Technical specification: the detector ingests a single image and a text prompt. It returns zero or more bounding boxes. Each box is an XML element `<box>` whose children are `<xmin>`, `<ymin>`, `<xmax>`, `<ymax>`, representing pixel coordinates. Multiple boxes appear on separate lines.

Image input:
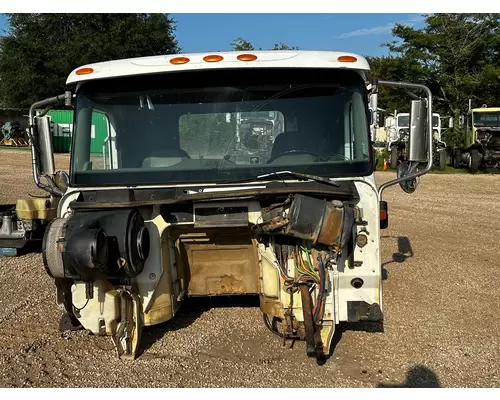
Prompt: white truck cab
<box><xmin>27</xmin><ymin>50</ymin><xmax>434</xmax><ymax>363</ymax></box>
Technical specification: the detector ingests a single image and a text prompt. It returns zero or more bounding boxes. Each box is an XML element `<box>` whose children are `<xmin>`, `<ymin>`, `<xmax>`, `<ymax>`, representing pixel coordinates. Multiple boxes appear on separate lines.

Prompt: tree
<box><xmin>230</xmin><ymin>37</ymin><xmax>298</xmax><ymax>51</ymax></box>
<box><xmin>0</xmin><ymin>13</ymin><xmax>180</xmax><ymax>108</ymax></box>
<box><xmin>271</xmin><ymin>42</ymin><xmax>299</xmax><ymax>50</ymax></box>
<box><xmin>366</xmin><ymin>55</ymin><xmax>428</xmax><ymax>116</ymax></box>
<box><xmin>381</xmin><ymin>13</ymin><xmax>500</xmax><ymax>146</ymax></box>
<box><xmin>230</xmin><ymin>37</ymin><xmax>256</xmax><ymax>51</ymax></box>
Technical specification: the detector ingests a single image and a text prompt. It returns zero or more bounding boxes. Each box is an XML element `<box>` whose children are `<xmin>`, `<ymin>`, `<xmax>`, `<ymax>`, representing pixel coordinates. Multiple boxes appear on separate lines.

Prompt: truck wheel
<box><xmin>468</xmin><ymin>149</ymin><xmax>481</xmax><ymax>174</ymax></box>
<box><xmin>439</xmin><ymin>150</ymin><xmax>446</xmax><ymax>171</ymax></box>
<box><xmin>390</xmin><ymin>146</ymin><xmax>398</xmax><ymax>169</ymax></box>
<box><xmin>453</xmin><ymin>149</ymin><xmax>461</xmax><ymax>168</ymax></box>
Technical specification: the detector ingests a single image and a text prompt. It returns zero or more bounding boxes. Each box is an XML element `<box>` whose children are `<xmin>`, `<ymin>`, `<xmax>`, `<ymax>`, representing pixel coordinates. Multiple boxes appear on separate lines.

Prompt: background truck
<box><xmin>389</xmin><ymin>111</ymin><xmax>446</xmax><ymax>171</ymax></box>
<box><xmin>26</xmin><ymin>50</ymin><xmax>433</xmax><ymax>364</ymax></box>
<box><xmin>0</xmin><ymin>199</ymin><xmax>57</xmax><ymax>256</ymax></box>
<box><xmin>0</xmin><ymin>120</ymin><xmax>29</xmax><ymax>147</ymax></box>
<box><xmin>451</xmin><ymin>105</ymin><xmax>500</xmax><ymax>173</ymax></box>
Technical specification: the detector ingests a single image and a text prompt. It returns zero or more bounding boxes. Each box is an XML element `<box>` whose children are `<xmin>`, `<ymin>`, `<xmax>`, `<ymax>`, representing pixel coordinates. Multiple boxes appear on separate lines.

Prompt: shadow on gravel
<box><xmin>139</xmin><ymin>295</ymin><xmax>259</xmax><ymax>357</ymax></box>
<box><xmin>381</xmin><ymin>236</ymin><xmax>414</xmax><ymax>281</ymax></box>
<box><xmin>377</xmin><ymin>365</ymin><xmax>441</xmax><ymax>388</ymax></box>
<box><xmin>323</xmin><ymin>320</ymin><xmax>385</xmax><ymax>366</ymax></box>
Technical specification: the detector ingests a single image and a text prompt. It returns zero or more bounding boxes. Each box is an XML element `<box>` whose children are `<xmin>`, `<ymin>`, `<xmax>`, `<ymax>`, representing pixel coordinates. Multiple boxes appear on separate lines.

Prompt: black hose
<box><xmin>299</xmin><ymin>284</ymin><xmax>317</xmax><ymax>358</ymax></box>
<box><xmin>262</xmin><ymin>313</ymin><xmax>284</xmax><ymax>338</ymax></box>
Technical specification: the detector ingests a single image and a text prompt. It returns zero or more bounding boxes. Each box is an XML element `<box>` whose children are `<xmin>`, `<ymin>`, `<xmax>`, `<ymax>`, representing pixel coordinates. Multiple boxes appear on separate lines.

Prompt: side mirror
<box><xmin>54</xmin><ymin>170</ymin><xmax>70</xmax><ymax>192</ymax></box>
<box><xmin>375</xmin><ymin>79</ymin><xmax>433</xmax><ymax>203</ymax></box>
<box><xmin>397</xmin><ymin>162</ymin><xmax>418</xmax><ymax>194</ymax></box>
<box><xmin>34</xmin><ymin>115</ymin><xmax>55</xmax><ymax>176</ymax></box>
<box><xmin>397</xmin><ymin>99</ymin><xmax>428</xmax><ymax>193</ymax></box>
<box><xmin>407</xmin><ymin>99</ymin><xmax>428</xmax><ymax>162</ymax></box>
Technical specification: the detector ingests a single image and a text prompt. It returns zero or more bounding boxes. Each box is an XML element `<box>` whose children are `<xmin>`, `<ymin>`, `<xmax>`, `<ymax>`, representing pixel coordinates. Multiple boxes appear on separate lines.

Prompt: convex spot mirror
<box><xmin>54</xmin><ymin>170</ymin><xmax>70</xmax><ymax>192</ymax></box>
<box><xmin>397</xmin><ymin>162</ymin><xmax>419</xmax><ymax>194</ymax></box>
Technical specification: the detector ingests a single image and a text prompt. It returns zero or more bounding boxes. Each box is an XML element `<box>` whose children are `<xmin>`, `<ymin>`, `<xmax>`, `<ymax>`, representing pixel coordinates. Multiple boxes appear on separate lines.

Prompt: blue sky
<box><xmin>0</xmin><ymin>13</ymin><xmax>426</xmax><ymax>57</ymax></box>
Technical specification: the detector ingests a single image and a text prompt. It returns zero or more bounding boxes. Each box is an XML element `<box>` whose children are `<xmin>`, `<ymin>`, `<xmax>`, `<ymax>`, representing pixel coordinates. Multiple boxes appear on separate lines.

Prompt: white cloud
<box><xmin>333</xmin><ymin>14</ymin><xmax>426</xmax><ymax>40</ymax></box>
<box><xmin>334</xmin><ymin>23</ymin><xmax>394</xmax><ymax>39</ymax></box>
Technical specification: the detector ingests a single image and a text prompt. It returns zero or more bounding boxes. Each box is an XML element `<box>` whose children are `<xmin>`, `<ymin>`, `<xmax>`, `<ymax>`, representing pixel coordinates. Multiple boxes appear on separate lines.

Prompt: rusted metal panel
<box><xmin>176</xmin><ymin>230</ymin><xmax>260</xmax><ymax>296</ymax></box>
<box><xmin>193</xmin><ymin>205</ymin><xmax>249</xmax><ymax>228</ymax></box>
<box><xmin>259</xmin><ymin>295</ymin><xmax>285</xmax><ymax>319</ymax></box>
<box><xmin>285</xmin><ymin>194</ymin><xmax>345</xmax><ymax>248</ymax></box>
<box><xmin>316</xmin><ymin>203</ymin><xmax>344</xmax><ymax>247</ymax></box>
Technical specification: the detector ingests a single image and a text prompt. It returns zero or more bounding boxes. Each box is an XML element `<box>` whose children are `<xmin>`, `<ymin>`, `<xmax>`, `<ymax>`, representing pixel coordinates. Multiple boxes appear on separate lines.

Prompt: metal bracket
<box><xmin>375</xmin><ymin>80</ymin><xmax>434</xmax><ymax>201</ymax></box>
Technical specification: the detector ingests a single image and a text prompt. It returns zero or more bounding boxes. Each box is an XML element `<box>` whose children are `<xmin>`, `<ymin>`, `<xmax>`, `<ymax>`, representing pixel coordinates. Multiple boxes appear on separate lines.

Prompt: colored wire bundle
<box><xmin>274</xmin><ymin>241</ymin><xmax>327</xmax><ymax>324</ymax></box>
<box><xmin>313</xmin><ymin>255</ymin><xmax>327</xmax><ymax>323</ymax></box>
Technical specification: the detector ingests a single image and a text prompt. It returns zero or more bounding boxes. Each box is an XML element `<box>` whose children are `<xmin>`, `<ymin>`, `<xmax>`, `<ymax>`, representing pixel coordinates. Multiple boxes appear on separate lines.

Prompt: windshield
<box><xmin>473</xmin><ymin>111</ymin><xmax>500</xmax><ymax>127</ymax></box>
<box><xmin>70</xmin><ymin>68</ymin><xmax>372</xmax><ymax>187</ymax></box>
<box><xmin>397</xmin><ymin>115</ymin><xmax>409</xmax><ymax>128</ymax></box>
<box><xmin>432</xmin><ymin>115</ymin><xmax>440</xmax><ymax>128</ymax></box>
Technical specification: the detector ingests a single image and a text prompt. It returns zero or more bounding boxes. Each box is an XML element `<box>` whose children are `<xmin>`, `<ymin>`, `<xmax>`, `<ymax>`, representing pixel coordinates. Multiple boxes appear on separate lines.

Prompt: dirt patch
<box><xmin>1</xmin><ymin>150</ymin><xmax>499</xmax><ymax>387</ymax></box>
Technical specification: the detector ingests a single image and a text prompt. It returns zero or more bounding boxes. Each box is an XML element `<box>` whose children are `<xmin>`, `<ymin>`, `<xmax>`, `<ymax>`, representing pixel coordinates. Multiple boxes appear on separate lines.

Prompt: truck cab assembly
<box><xmin>451</xmin><ymin>106</ymin><xmax>500</xmax><ymax>173</ymax></box>
<box><xmin>25</xmin><ymin>50</ymin><xmax>434</xmax><ymax>363</ymax></box>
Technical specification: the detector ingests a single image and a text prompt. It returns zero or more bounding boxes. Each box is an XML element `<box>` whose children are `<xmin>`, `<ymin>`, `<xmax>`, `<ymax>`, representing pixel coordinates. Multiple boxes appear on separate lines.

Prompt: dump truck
<box><xmin>451</xmin><ymin>106</ymin><xmax>500</xmax><ymax>173</ymax></box>
<box><xmin>27</xmin><ymin>50</ymin><xmax>433</xmax><ymax>363</ymax></box>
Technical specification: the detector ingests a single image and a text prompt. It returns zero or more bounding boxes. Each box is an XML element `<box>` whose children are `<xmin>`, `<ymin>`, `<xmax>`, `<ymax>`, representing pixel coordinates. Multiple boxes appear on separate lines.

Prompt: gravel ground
<box><xmin>1</xmin><ymin>149</ymin><xmax>499</xmax><ymax>388</ymax></box>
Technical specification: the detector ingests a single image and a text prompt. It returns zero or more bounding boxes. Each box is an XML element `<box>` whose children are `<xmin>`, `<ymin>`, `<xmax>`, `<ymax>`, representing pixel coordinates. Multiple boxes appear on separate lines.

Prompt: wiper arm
<box><xmin>256</xmin><ymin>170</ymin><xmax>340</xmax><ymax>187</ymax></box>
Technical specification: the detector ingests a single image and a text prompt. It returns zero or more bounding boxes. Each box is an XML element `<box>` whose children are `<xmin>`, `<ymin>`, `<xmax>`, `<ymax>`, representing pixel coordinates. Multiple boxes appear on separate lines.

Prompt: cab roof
<box><xmin>66</xmin><ymin>50</ymin><xmax>370</xmax><ymax>85</ymax></box>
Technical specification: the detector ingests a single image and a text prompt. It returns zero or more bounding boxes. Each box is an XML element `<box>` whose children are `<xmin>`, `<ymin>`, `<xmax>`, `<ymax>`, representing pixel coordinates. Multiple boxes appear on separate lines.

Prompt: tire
<box><xmin>453</xmin><ymin>149</ymin><xmax>461</xmax><ymax>169</ymax></box>
<box><xmin>439</xmin><ymin>150</ymin><xmax>446</xmax><ymax>171</ymax></box>
<box><xmin>390</xmin><ymin>146</ymin><xmax>398</xmax><ymax>169</ymax></box>
<box><xmin>468</xmin><ymin>149</ymin><xmax>481</xmax><ymax>174</ymax></box>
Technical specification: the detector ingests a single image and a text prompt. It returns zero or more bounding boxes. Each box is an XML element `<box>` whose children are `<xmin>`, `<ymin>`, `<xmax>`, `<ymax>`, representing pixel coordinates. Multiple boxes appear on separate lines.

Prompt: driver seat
<box><xmin>269</xmin><ymin>130</ymin><xmax>331</xmax><ymax>161</ymax></box>
<box><xmin>142</xmin><ymin>148</ymin><xmax>190</xmax><ymax>168</ymax></box>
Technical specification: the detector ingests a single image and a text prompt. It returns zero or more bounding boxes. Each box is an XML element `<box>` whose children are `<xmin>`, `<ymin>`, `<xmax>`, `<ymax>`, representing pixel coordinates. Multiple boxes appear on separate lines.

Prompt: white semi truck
<box><xmin>26</xmin><ymin>50</ymin><xmax>433</xmax><ymax>363</ymax></box>
<box><xmin>389</xmin><ymin>111</ymin><xmax>446</xmax><ymax>170</ymax></box>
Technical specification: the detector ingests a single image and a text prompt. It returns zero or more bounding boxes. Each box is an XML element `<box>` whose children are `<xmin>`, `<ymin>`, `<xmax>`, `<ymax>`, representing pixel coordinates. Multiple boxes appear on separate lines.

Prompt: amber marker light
<box><xmin>237</xmin><ymin>54</ymin><xmax>258</xmax><ymax>62</ymax></box>
<box><xmin>75</xmin><ymin>67</ymin><xmax>94</xmax><ymax>75</ymax></box>
<box><xmin>337</xmin><ymin>55</ymin><xmax>357</xmax><ymax>63</ymax></box>
<box><xmin>203</xmin><ymin>54</ymin><xmax>224</xmax><ymax>62</ymax></box>
<box><xmin>170</xmin><ymin>57</ymin><xmax>190</xmax><ymax>65</ymax></box>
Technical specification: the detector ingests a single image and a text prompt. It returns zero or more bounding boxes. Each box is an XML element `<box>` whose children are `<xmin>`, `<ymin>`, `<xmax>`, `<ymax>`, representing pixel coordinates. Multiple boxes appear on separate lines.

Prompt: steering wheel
<box><xmin>328</xmin><ymin>153</ymin><xmax>350</xmax><ymax>161</ymax></box>
<box><xmin>266</xmin><ymin>149</ymin><xmax>327</xmax><ymax>164</ymax></box>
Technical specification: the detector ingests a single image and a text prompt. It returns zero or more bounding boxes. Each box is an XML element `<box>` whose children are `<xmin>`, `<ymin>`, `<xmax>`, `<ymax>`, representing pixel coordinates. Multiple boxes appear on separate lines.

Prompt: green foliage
<box><xmin>271</xmin><ymin>42</ymin><xmax>299</xmax><ymax>50</ymax></box>
<box><xmin>230</xmin><ymin>37</ymin><xmax>298</xmax><ymax>51</ymax></box>
<box><xmin>0</xmin><ymin>13</ymin><xmax>180</xmax><ymax>108</ymax></box>
<box><xmin>366</xmin><ymin>55</ymin><xmax>425</xmax><ymax>116</ymax></box>
<box><xmin>369</xmin><ymin>13</ymin><xmax>500</xmax><ymax>148</ymax></box>
<box><xmin>387</xmin><ymin>14</ymin><xmax>500</xmax><ymax>114</ymax></box>
<box><xmin>230</xmin><ymin>37</ymin><xmax>256</xmax><ymax>51</ymax></box>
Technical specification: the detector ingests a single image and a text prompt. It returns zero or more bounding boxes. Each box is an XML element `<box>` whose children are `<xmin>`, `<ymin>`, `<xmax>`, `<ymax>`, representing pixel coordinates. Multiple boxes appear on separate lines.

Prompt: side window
<box><xmin>343</xmin><ymin>101</ymin><xmax>353</xmax><ymax>159</ymax></box>
<box><xmin>89</xmin><ymin>111</ymin><xmax>111</xmax><ymax>170</ymax></box>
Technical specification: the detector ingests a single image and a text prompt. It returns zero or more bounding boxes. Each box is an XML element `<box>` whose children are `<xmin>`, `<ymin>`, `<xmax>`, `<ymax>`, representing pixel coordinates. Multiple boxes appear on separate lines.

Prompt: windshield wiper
<box><xmin>256</xmin><ymin>170</ymin><xmax>340</xmax><ymax>187</ymax></box>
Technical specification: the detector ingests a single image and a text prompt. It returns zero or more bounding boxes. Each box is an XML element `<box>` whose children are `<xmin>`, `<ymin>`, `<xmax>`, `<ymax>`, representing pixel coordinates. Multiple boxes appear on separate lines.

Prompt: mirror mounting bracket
<box><xmin>375</xmin><ymin>80</ymin><xmax>433</xmax><ymax>201</ymax></box>
<box><xmin>28</xmin><ymin>91</ymin><xmax>73</xmax><ymax>197</ymax></box>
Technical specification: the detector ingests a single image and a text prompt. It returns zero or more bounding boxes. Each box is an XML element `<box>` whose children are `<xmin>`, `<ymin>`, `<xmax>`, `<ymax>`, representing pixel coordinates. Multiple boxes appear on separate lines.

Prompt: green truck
<box><xmin>451</xmin><ymin>106</ymin><xmax>500</xmax><ymax>173</ymax></box>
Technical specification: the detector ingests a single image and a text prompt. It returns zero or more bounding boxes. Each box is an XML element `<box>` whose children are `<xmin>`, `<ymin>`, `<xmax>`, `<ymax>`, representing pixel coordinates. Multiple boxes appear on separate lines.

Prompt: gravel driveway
<box><xmin>1</xmin><ymin>149</ymin><xmax>499</xmax><ymax>388</ymax></box>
